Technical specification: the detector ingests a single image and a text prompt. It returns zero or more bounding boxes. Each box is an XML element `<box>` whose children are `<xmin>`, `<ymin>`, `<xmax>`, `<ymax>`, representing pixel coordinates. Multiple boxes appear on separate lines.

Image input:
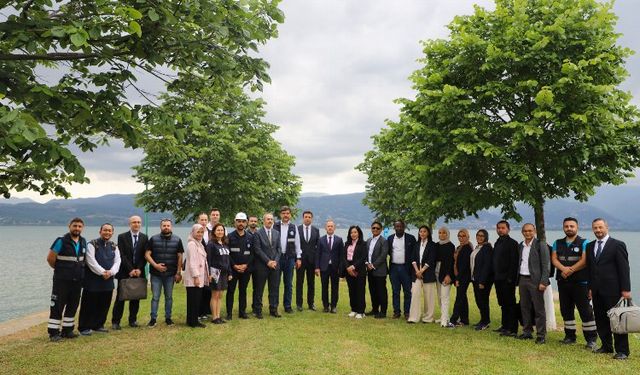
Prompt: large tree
<box><xmin>358</xmin><ymin>0</ymin><xmax>640</xmax><ymax>239</ymax></box>
<box><xmin>0</xmin><ymin>0</ymin><xmax>284</xmax><ymax>198</ymax></box>
<box><xmin>134</xmin><ymin>76</ymin><xmax>301</xmax><ymax>223</ymax></box>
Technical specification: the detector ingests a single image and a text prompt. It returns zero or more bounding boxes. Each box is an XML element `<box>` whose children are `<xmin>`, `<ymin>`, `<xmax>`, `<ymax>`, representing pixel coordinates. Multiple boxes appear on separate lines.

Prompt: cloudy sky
<box><xmin>12</xmin><ymin>0</ymin><xmax>640</xmax><ymax>202</ymax></box>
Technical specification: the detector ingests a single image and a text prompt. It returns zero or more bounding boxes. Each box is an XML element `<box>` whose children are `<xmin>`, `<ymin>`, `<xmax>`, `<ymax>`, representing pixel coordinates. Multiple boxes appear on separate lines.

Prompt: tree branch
<box><xmin>0</xmin><ymin>51</ymin><xmax>127</xmax><ymax>61</ymax></box>
<box><xmin>20</xmin><ymin>0</ymin><xmax>36</xmax><ymax>19</ymax></box>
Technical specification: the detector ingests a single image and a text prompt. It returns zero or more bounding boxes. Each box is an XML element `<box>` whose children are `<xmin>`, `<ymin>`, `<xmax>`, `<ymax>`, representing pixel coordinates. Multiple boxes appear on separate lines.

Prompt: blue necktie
<box><xmin>595</xmin><ymin>240</ymin><xmax>603</xmax><ymax>259</ymax></box>
<box><xmin>133</xmin><ymin>234</ymin><xmax>138</xmax><ymax>260</ymax></box>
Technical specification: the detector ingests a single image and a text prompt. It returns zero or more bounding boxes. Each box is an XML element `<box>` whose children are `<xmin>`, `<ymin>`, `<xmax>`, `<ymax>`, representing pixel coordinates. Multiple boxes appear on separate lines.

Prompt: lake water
<box><xmin>0</xmin><ymin>226</ymin><xmax>638</xmax><ymax>323</ymax></box>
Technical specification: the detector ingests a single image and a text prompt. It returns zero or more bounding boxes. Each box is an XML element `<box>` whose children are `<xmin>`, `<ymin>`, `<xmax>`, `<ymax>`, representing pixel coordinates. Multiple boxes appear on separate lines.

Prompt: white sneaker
<box><xmin>348</xmin><ymin>311</ymin><xmax>357</xmax><ymax>317</ymax></box>
<box><xmin>355</xmin><ymin>314</ymin><xmax>364</xmax><ymax>319</ymax></box>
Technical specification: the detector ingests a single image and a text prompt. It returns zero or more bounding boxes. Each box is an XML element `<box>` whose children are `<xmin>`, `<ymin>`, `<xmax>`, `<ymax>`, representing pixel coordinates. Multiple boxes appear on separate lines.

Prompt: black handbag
<box><xmin>117</xmin><ymin>278</ymin><xmax>148</xmax><ymax>301</ymax></box>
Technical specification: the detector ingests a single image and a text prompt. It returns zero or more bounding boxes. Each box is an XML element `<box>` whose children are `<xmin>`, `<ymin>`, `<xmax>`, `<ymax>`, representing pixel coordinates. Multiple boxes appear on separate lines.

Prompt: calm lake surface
<box><xmin>1</xmin><ymin>226</ymin><xmax>638</xmax><ymax>323</ymax></box>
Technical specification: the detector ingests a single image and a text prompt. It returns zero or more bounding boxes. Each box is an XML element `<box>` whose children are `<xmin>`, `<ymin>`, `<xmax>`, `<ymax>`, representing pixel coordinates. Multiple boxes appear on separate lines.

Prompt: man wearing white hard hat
<box><xmin>226</xmin><ymin>212</ymin><xmax>257</xmax><ymax>320</ymax></box>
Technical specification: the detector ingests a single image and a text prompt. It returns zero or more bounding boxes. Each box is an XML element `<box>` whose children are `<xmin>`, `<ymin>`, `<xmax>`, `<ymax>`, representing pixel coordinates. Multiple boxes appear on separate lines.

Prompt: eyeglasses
<box><xmin>371</xmin><ymin>227</ymin><xmax>382</xmax><ymax>230</ymax></box>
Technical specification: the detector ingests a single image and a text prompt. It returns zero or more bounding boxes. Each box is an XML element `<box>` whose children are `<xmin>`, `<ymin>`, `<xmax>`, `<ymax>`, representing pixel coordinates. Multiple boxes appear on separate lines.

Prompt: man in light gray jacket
<box><xmin>365</xmin><ymin>221</ymin><xmax>389</xmax><ymax>319</ymax></box>
<box><xmin>517</xmin><ymin>223</ymin><xmax>550</xmax><ymax>344</ymax></box>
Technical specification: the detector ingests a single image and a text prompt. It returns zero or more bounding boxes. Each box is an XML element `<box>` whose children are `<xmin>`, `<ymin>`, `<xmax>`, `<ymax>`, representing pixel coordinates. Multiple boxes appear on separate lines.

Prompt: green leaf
<box><xmin>70</xmin><ymin>33</ymin><xmax>87</xmax><ymax>47</ymax></box>
<box><xmin>129</xmin><ymin>21</ymin><xmax>142</xmax><ymax>37</ymax></box>
<box><xmin>148</xmin><ymin>9</ymin><xmax>160</xmax><ymax>22</ymax></box>
<box><xmin>534</xmin><ymin>88</ymin><xmax>554</xmax><ymax>107</ymax></box>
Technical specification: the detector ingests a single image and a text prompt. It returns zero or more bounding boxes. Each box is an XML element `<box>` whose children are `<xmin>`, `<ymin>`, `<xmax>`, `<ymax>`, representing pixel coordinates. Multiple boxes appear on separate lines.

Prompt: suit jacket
<box><xmin>254</xmin><ymin>227</ymin><xmax>281</xmax><ymax>268</ymax></box>
<box><xmin>412</xmin><ymin>240</ymin><xmax>438</xmax><ymax>283</ymax></box>
<box><xmin>340</xmin><ymin>240</ymin><xmax>368</xmax><ymax>276</ymax></box>
<box><xmin>387</xmin><ymin>233</ymin><xmax>417</xmax><ymax>270</ymax></box>
<box><xmin>586</xmin><ymin>237</ymin><xmax>631</xmax><ymax>297</ymax></box>
<box><xmin>436</xmin><ymin>242</ymin><xmax>455</xmax><ymax>283</ymax></box>
<box><xmin>454</xmin><ymin>243</ymin><xmax>473</xmax><ymax>285</ymax></box>
<box><xmin>365</xmin><ymin>236</ymin><xmax>388</xmax><ymax>277</ymax></box>
<box><xmin>298</xmin><ymin>224</ymin><xmax>320</xmax><ymax>263</ymax></box>
<box><xmin>492</xmin><ymin>235</ymin><xmax>519</xmax><ymax>283</ymax></box>
<box><xmin>315</xmin><ymin>234</ymin><xmax>343</xmax><ymax>272</ymax></box>
<box><xmin>472</xmin><ymin>243</ymin><xmax>493</xmax><ymax>285</ymax></box>
<box><xmin>517</xmin><ymin>239</ymin><xmax>550</xmax><ymax>287</ymax></box>
<box><xmin>116</xmin><ymin>231</ymin><xmax>148</xmax><ymax>279</ymax></box>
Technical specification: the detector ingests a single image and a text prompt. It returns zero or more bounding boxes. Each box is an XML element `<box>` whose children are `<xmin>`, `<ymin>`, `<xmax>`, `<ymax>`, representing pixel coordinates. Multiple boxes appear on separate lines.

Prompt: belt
<box><xmin>520</xmin><ymin>274</ymin><xmax>530</xmax><ymax>278</ymax></box>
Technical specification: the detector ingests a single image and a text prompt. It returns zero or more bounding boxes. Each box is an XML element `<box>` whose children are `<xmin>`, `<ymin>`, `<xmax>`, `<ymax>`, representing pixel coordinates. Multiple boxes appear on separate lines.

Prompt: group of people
<box><xmin>45</xmin><ymin>208</ymin><xmax>632</xmax><ymax>360</ymax></box>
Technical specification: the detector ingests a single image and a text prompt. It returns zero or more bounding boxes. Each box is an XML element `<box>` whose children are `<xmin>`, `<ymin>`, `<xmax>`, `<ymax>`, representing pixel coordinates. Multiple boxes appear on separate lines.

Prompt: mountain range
<box><xmin>1</xmin><ymin>185</ymin><xmax>639</xmax><ymax>230</ymax></box>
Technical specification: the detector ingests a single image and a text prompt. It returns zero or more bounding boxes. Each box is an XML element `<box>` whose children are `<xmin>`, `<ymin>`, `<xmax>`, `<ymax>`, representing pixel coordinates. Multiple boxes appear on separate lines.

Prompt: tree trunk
<box><xmin>533</xmin><ymin>199</ymin><xmax>546</xmax><ymax>243</ymax></box>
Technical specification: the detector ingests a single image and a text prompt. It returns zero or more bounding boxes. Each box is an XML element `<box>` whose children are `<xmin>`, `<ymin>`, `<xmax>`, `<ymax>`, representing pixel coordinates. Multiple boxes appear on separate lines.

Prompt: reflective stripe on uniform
<box><xmin>583</xmin><ymin>321</ymin><xmax>597</xmax><ymax>331</ymax></box>
<box><xmin>564</xmin><ymin>320</ymin><xmax>576</xmax><ymax>329</ymax></box>
<box><xmin>48</xmin><ymin>319</ymin><xmax>61</xmax><ymax>329</ymax></box>
<box><xmin>56</xmin><ymin>255</ymin><xmax>84</xmax><ymax>262</ymax></box>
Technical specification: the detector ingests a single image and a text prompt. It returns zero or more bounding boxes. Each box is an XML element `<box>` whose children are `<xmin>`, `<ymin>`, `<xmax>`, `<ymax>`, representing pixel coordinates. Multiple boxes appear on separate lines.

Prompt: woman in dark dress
<box><xmin>341</xmin><ymin>225</ymin><xmax>367</xmax><ymax>319</ymax></box>
<box><xmin>450</xmin><ymin>228</ymin><xmax>473</xmax><ymax>327</ymax></box>
<box><xmin>207</xmin><ymin>223</ymin><xmax>233</xmax><ymax>324</ymax></box>
<box><xmin>471</xmin><ymin>229</ymin><xmax>493</xmax><ymax>330</ymax></box>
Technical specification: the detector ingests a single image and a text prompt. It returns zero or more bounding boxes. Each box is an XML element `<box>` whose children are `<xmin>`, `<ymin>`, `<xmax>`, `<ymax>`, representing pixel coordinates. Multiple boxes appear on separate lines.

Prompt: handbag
<box><xmin>118</xmin><ymin>277</ymin><xmax>148</xmax><ymax>301</ymax></box>
<box><xmin>607</xmin><ymin>297</ymin><xmax>640</xmax><ymax>334</ymax></box>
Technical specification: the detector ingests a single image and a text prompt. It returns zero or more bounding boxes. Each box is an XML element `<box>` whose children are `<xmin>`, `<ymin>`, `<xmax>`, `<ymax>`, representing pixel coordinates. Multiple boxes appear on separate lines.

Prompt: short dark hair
<box><xmin>160</xmin><ymin>218</ymin><xmax>172</xmax><ymax>225</ymax></box>
<box><xmin>563</xmin><ymin>217</ymin><xmax>578</xmax><ymax>225</ymax></box>
<box><xmin>280</xmin><ymin>205</ymin><xmax>291</xmax><ymax>213</ymax></box>
<box><xmin>592</xmin><ymin>217</ymin><xmax>607</xmax><ymax>224</ymax></box>
<box><xmin>496</xmin><ymin>220</ymin><xmax>510</xmax><ymax>229</ymax></box>
<box><xmin>69</xmin><ymin>217</ymin><xmax>84</xmax><ymax>225</ymax></box>
<box><xmin>248</xmin><ymin>215</ymin><xmax>258</xmax><ymax>220</ymax></box>
<box><xmin>210</xmin><ymin>208</ymin><xmax>220</xmax><ymax>214</ymax></box>
<box><xmin>302</xmin><ymin>210</ymin><xmax>313</xmax><ymax>217</ymax></box>
<box><xmin>394</xmin><ymin>219</ymin><xmax>405</xmax><ymax>227</ymax></box>
<box><xmin>100</xmin><ymin>223</ymin><xmax>114</xmax><ymax>231</ymax></box>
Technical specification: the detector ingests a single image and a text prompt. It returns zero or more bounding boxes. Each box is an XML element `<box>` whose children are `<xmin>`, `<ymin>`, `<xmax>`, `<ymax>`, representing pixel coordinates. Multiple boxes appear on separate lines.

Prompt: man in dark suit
<box><xmin>586</xmin><ymin>218</ymin><xmax>632</xmax><ymax>360</ymax></box>
<box><xmin>387</xmin><ymin>220</ymin><xmax>417</xmax><ymax>319</ymax></box>
<box><xmin>493</xmin><ymin>220</ymin><xmax>520</xmax><ymax>337</ymax></box>
<box><xmin>275</xmin><ymin>206</ymin><xmax>301</xmax><ymax>313</ymax></box>
<box><xmin>253</xmin><ymin>213</ymin><xmax>282</xmax><ymax>318</ymax></box>
<box><xmin>516</xmin><ymin>223</ymin><xmax>550</xmax><ymax>344</ymax></box>
<box><xmin>315</xmin><ymin>220</ymin><xmax>344</xmax><ymax>313</ymax></box>
<box><xmin>111</xmin><ymin>215</ymin><xmax>148</xmax><ymax>329</ymax></box>
<box><xmin>296</xmin><ymin>210</ymin><xmax>320</xmax><ymax>311</ymax></box>
<box><xmin>366</xmin><ymin>221</ymin><xmax>389</xmax><ymax>318</ymax></box>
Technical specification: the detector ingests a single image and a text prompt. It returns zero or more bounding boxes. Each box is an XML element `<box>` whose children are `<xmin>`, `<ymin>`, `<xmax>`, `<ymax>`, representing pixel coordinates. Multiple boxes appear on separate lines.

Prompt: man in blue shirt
<box><xmin>46</xmin><ymin>217</ymin><xmax>87</xmax><ymax>342</ymax></box>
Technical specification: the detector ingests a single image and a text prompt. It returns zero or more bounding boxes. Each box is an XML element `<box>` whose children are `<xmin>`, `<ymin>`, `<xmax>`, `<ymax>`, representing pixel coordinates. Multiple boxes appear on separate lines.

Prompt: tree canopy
<box><xmin>0</xmin><ymin>0</ymin><xmax>284</xmax><ymax>198</ymax></box>
<box><xmin>358</xmin><ymin>0</ymin><xmax>640</xmax><ymax>238</ymax></box>
<box><xmin>134</xmin><ymin>77</ymin><xmax>301</xmax><ymax>223</ymax></box>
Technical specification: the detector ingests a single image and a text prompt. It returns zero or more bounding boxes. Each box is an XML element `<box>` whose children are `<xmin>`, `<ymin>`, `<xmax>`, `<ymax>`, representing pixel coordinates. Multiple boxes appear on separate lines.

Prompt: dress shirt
<box><xmin>368</xmin><ymin>235</ymin><xmax>380</xmax><ymax>263</ymax></box>
<box><xmin>391</xmin><ymin>234</ymin><xmax>405</xmax><ymax>264</ymax></box>
<box><xmin>520</xmin><ymin>239</ymin><xmax>532</xmax><ymax>276</ymax></box>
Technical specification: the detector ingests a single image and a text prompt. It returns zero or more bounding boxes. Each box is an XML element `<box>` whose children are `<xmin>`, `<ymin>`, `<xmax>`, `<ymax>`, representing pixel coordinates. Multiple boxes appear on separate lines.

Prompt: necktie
<box><xmin>595</xmin><ymin>240</ymin><xmax>603</xmax><ymax>259</ymax></box>
<box><xmin>306</xmin><ymin>227</ymin><xmax>309</xmax><ymax>242</ymax></box>
<box><xmin>267</xmin><ymin>230</ymin><xmax>272</xmax><ymax>244</ymax></box>
<box><xmin>328</xmin><ymin>236</ymin><xmax>332</xmax><ymax>264</ymax></box>
<box><xmin>133</xmin><ymin>234</ymin><xmax>138</xmax><ymax>260</ymax></box>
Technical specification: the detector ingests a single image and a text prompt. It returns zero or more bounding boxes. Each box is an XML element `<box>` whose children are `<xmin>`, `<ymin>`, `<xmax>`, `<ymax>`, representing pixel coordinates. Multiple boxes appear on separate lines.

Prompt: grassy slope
<box><xmin>0</xmin><ymin>281</ymin><xmax>638</xmax><ymax>374</ymax></box>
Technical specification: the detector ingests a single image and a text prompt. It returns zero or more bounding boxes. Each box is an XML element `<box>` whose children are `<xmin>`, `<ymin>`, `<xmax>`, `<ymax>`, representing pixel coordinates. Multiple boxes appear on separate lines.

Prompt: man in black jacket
<box><xmin>296</xmin><ymin>210</ymin><xmax>320</xmax><ymax>311</ymax></box>
<box><xmin>387</xmin><ymin>220</ymin><xmax>417</xmax><ymax>319</ymax></box>
<box><xmin>111</xmin><ymin>216</ymin><xmax>148</xmax><ymax>330</ymax></box>
<box><xmin>492</xmin><ymin>220</ymin><xmax>519</xmax><ymax>337</ymax></box>
<box><xmin>226</xmin><ymin>212</ymin><xmax>256</xmax><ymax>320</ymax></box>
<box><xmin>587</xmin><ymin>218</ymin><xmax>632</xmax><ymax>360</ymax></box>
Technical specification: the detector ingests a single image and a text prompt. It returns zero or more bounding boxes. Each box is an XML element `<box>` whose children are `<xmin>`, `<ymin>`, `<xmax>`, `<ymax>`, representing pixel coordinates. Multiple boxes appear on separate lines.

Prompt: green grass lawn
<box><xmin>0</xmin><ymin>280</ymin><xmax>638</xmax><ymax>374</ymax></box>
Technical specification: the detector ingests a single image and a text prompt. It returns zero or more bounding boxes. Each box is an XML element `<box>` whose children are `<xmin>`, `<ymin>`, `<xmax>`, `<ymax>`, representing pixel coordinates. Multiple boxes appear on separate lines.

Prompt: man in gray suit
<box><xmin>517</xmin><ymin>223</ymin><xmax>550</xmax><ymax>344</ymax></box>
<box><xmin>252</xmin><ymin>213</ymin><xmax>282</xmax><ymax>318</ymax></box>
<box><xmin>365</xmin><ymin>221</ymin><xmax>389</xmax><ymax>319</ymax></box>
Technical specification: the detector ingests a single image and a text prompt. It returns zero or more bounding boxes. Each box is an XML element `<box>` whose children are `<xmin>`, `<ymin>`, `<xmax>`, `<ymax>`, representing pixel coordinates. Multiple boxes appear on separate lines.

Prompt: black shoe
<box><xmin>296</xmin><ymin>306</ymin><xmax>303</xmax><ymax>312</ymax></box>
<box><xmin>407</xmin><ymin>321</ymin><xmax>416</xmax><ymax>324</ymax></box>
<box><xmin>129</xmin><ymin>321</ymin><xmax>139</xmax><ymax>328</ymax></box>
<box><xmin>330</xmin><ymin>307</ymin><xmax>337</xmax><ymax>314</ymax></box>
<box><xmin>254</xmin><ymin>312</ymin><xmax>263</xmax><ymax>319</ymax></box>
<box><xmin>585</xmin><ymin>341</ymin><xmax>598</xmax><ymax>351</ymax></box>
<box><xmin>593</xmin><ymin>346</ymin><xmax>613</xmax><ymax>354</ymax></box>
<box><xmin>284</xmin><ymin>307</ymin><xmax>293</xmax><ymax>314</ymax></box>
<box><xmin>493</xmin><ymin>326</ymin><xmax>505</xmax><ymax>333</ymax></box>
<box><xmin>404</xmin><ymin>313</ymin><xmax>410</xmax><ymax>320</ymax></box>
<box><xmin>61</xmin><ymin>331</ymin><xmax>79</xmax><ymax>339</ymax></box>
<box><xmin>49</xmin><ymin>334</ymin><xmax>63</xmax><ymax>342</ymax></box>
<box><xmin>392</xmin><ymin>312</ymin><xmax>401</xmax><ymax>319</ymax></box>
<box><xmin>308</xmin><ymin>305</ymin><xmax>316</xmax><ymax>311</ymax></box>
<box><xmin>239</xmin><ymin>312</ymin><xmax>249</xmax><ymax>319</ymax></box>
<box><xmin>500</xmin><ymin>331</ymin><xmax>517</xmax><ymax>337</ymax></box>
<box><xmin>165</xmin><ymin>319</ymin><xmax>174</xmax><ymax>326</ymax></box>
<box><xmin>518</xmin><ymin>333</ymin><xmax>534</xmax><ymax>340</ymax></box>
<box><xmin>535</xmin><ymin>337</ymin><xmax>546</xmax><ymax>345</ymax></box>
<box><xmin>613</xmin><ymin>353</ymin><xmax>629</xmax><ymax>360</ymax></box>
<box><xmin>375</xmin><ymin>313</ymin><xmax>386</xmax><ymax>319</ymax></box>
<box><xmin>212</xmin><ymin>318</ymin><xmax>223</xmax><ymax>324</ymax></box>
<box><xmin>225</xmin><ymin>314</ymin><xmax>232</xmax><ymax>321</ymax></box>
<box><xmin>475</xmin><ymin>323</ymin><xmax>490</xmax><ymax>331</ymax></box>
<box><xmin>94</xmin><ymin>327</ymin><xmax>109</xmax><ymax>333</ymax></box>
<box><xmin>560</xmin><ymin>337</ymin><xmax>576</xmax><ymax>345</ymax></box>
<box><xmin>323</xmin><ymin>306</ymin><xmax>330</xmax><ymax>313</ymax></box>
<box><xmin>148</xmin><ymin>319</ymin><xmax>157</xmax><ymax>327</ymax></box>
<box><xmin>112</xmin><ymin>323</ymin><xmax>121</xmax><ymax>331</ymax></box>
<box><xmin>270</xmin><ymin>311</ymin><xmax>282</xmax><ymax>318</ymax></box>
<box><xmin>365</xmin><ymin>310</ymin><xmax>379</xmax><ymax>317</ymax></box>
<box><xmin>195</xmin><ymin>323</ymin><xmax>206</xmax><ymax>328</ymax></box>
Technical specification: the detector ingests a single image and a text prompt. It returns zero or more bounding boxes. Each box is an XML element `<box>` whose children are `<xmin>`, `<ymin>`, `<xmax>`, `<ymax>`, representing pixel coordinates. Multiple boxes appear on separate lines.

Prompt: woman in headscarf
<box><xmin>471</xmin><ymin>229</ymin><xmax>493</xmax><ymax>330</ymax></box>
<box><xmin>184</xmin><ymin>224</ymin><xmax>209</xmax><ymax>328</ymax></box>
<box><xmin>449</xmin><ymin>228</ymin><xmax>473</xmax><ymax>327</ymax></box>
<box><xmin>407</xmin><ymin>225</ymin><xmax>438</xmax><ymax>323</ymax></box>
<box><xmin>436</xmin><ymin>226</ymin><xmax>455</xmax><ymax>327</ymax></box>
